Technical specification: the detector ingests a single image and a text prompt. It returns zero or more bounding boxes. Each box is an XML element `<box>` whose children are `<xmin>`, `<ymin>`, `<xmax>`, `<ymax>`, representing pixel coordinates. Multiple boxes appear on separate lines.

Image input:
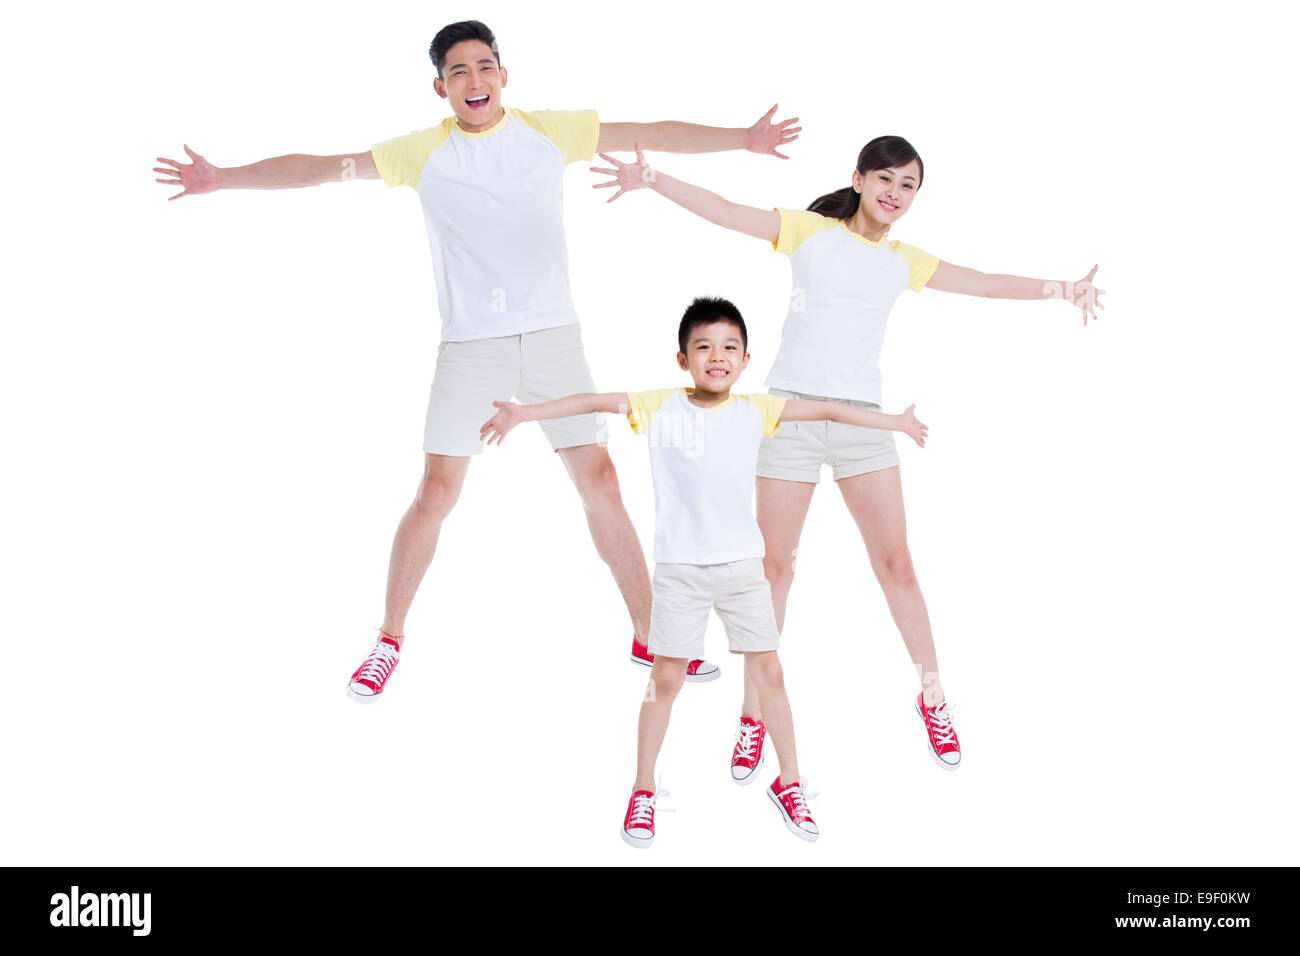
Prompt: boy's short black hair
<box><xmin>677</xmin><ymin>297</ymin><xmax>748</xmax><ymax>354</ymax></box>
<box><xmin>429</xmin><ymin>20</ymin><xmax>500</xmax><ymax>79</ymax></box>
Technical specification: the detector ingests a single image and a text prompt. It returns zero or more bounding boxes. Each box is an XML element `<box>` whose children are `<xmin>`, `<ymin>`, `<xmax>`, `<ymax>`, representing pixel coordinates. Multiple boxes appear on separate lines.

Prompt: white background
<box><xmin>3</xmin><ymin>0</ymin><xmax>1297</xmax><ymax>866</ymax></box>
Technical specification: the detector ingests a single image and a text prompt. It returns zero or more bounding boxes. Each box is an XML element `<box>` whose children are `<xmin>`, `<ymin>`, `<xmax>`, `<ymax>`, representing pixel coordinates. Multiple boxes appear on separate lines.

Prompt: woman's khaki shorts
<box><xmin>757</xmin><ymin>388</ymin><xmax>900</xmax><ymax>483</ymax></box>
<box><xmin>423</xmin><ymin>323</ymin><xmax>605</xmax><ymax>456</ymax></box>
<box><xmin>648</xmin><ymin>558</ymin><xmax>781</xmax><ymax>660</ymax></box>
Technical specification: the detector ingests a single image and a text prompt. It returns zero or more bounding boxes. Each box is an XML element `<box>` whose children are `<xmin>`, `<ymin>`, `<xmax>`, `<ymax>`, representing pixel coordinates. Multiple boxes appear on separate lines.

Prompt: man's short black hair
<box><xmin>678</xmin><ymin>297</ymin><xmax>748</xmax><ymax>354</ymax></box>
<box><xmin>429</xmin><ymin>20</ymin><xmax>500</xmax><ymax>79</ymax></box>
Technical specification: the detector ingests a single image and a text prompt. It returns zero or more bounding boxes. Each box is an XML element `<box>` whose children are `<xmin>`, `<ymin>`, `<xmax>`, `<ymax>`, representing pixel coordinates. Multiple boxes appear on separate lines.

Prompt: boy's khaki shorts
<box><xmin>423</xmin><ymin>323</ymin><xmax>606</xmax><ymax>456</ymax></box>
<box><xmin>648</xmin><ymin>558</ymin><xmax>781</xmax><ymax>660</ymax></box>
<box><xmin>757</xmin><ymin>388</ymin><xmax>900</xmax><ymax>483</ymax></box>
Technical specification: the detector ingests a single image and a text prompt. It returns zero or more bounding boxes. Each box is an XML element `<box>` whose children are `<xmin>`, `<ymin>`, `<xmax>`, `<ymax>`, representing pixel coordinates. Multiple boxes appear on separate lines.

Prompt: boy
<box><xmin>480</xmin><ymin>298</ymin><xmax>928</xmax><ymax>846</ymax></box>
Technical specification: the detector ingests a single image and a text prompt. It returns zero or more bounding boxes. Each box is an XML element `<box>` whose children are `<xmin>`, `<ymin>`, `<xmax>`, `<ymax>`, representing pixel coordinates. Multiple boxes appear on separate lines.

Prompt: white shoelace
<box><xmin>356</xmin><ymin>642</ymin><xmax>399</xmax><ymax>684</ymax></box>
<box><xmin>627</xmin><ymin>792</ymin><xmax>657</xmax><ymax>827</ymax></box>
<box><xmin>654</xmin><ymin>776</ymin><xmax>674</xmax><ymax>813</ymax></box>
<box><xmin>776</xmin><ymin>778</ymin><xmax>818</xmax><ymax>820</ymax></box>
<box><xmin>629</xmin><ymin>775</ymin><xmax>675</xmax><ymax>827</ymax></box>
<box><xmin>734</xmin><ymin>722</ymin><xmax>761</xmax><ymax>759</ymax></box>
<box><xmin>926</xmin><ymin>702</ymin><xmax>957</xmax><ymax>746</ymax></box>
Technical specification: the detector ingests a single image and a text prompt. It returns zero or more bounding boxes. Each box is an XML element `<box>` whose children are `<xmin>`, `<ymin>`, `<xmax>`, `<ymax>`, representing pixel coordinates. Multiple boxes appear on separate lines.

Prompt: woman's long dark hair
<box><xmin>808</xmin><ymin>136</ymin><xmax>924</xmax><ymax>220</ymax></box>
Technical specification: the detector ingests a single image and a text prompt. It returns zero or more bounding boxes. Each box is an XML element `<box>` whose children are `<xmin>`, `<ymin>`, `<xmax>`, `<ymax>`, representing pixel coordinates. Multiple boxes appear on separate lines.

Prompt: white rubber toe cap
<box><xmin>346</xmin><ymin>683</ymin><xmax>379</xmax><ymax>703</ymax></box>
<box><xmin>685</xmin><ymin>661</ymin><xmax>721</xmax><ymax>682</ymax></box>
<box><xmin>621</xmin><ymin>827</ymin><xmax>654</xmax><ymax>849</ymax></box>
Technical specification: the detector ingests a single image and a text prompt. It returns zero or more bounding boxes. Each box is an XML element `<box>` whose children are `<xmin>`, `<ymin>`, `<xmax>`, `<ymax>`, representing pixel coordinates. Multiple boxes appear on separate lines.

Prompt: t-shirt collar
<box><xmin>453</xmin><ymin>107</ymin><xmax>510</xmax><ymax>138</ymax></box>
<box><xmin>839</xmin><ymin>220</ymin><xmax>889</xmax><ymax>248</ymax></box>
<box><xmin>681</xmin><ymin>387</ymin><xmax>735</xmax><ymax>411</ymax></box>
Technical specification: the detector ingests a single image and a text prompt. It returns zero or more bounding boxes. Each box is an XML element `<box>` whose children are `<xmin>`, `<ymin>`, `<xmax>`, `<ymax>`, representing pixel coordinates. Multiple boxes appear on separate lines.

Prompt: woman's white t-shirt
<box><xmin>766</xmin><ymin>208</ymin><xmax>940</xmax><ymax>404</ymax></box>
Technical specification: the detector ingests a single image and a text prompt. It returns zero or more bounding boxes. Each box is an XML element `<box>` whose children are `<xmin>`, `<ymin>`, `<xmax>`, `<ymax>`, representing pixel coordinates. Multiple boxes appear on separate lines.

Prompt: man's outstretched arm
<box><xmin>596</xmin><ymin>104</ymin><xmax>800</xmax><ymax>158</ymax></box>
<box><xmin>153</xmin><ymin>145</ymin><xmax>380</xmax><ymax>200</ymax></box>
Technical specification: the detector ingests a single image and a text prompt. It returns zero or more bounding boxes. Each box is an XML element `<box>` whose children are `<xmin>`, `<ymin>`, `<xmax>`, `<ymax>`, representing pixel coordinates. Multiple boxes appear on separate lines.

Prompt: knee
<box><xmin>412</xmin><ymin>472</ymin><xmax>461</xmax><ymax>522</ymax></box>
<box><xmin>763</xmin><ymin>550</ymin><xmax>797</xmax><ymax>593</ymax></box>
<box><xmin>573</xmin><ymin>457</ymin><xmax>623</xmax><ymax>513</ymax></box>
<box><xmin>748</xmin><ymin>653</ymin><xmax>785</xmax><ymax>691</ymax></box>
<box><xmin>874</xmin><ymin>549</ymin><xmax>917</xmax><ymax>589</ymax></box>
<box><xmin>649</xmin><ymin>661</ymin><xmax>687</xmax><ymax>700</ymax></box>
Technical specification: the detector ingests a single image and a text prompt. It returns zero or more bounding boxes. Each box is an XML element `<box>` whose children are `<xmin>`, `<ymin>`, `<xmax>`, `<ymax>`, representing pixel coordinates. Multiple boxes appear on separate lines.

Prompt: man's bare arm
<box><xmin>154</xmin><ymin>145</ymin><xmax>379</xmax><ymax>200</ymax></box>
<box><xmin>596</xmin><ymin>105</ymin><xmax>800</xmax><ymax>158</ymax></box>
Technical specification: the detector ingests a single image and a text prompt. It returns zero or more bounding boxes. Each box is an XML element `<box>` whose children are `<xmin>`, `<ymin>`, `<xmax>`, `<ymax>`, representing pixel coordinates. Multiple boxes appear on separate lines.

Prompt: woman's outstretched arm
<box><xmin>590</xmin><ymin>144</ymin><xmax>780</xmax><ymax>243</ymax></box>
<box><xmin>927</xmin><ymin>261</ymin><xmax>1106</xmax><ymax>325</ymax></box>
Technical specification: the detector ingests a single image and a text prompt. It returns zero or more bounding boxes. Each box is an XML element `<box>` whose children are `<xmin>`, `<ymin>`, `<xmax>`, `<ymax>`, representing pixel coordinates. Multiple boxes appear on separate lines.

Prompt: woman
<box><xmin>592</xmin><ymin>136</ymin><xmax>1102</xmax><ymax>774</ymax></box>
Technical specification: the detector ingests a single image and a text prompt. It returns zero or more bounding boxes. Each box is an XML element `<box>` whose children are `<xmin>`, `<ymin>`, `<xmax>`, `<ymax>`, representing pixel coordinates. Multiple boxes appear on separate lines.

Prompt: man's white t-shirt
<box><xmin>626</xmin><ymin>388</ymin><xmax>786</xmax><ymax>565</ymax></box>
<box><xmin>371</xmin><ymin>108</ymin><xmax>600</xmax><ymax>343</ymax></box>
<box><xmin>766</xmin><ymin>208</ymin><xmax>940</xmax><ymax>404</ymax></box>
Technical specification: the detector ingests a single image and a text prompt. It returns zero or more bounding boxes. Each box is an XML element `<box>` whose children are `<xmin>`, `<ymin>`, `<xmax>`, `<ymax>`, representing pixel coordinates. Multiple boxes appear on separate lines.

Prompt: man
<box><xmin>153</xmin><ymin>20</ymin><xmax>801</xmax><ymax>702</ymax></box>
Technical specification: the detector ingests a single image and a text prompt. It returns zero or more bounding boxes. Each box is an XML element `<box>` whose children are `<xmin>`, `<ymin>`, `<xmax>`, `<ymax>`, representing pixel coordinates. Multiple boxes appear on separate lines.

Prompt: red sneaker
<box><xmin>630</xmin><ymin>637</ymin><xmax>721</xmax><ymax>682</ymax></box>
<box><xmin>621</xmin><ymin>790</ymin><xmax>658</xmax><ymax>849</ymax></box>
<box><xmin>730</xmin><ymin>716</ymin><xmax>766</xmax><ymax>785</ymax></box>
<box><xmin>767</xmin><ymin>777</ymin><xmax>819</xmax><ymax>842</ymax></box>
<box><xmin>915</xmin><ymin>692</ymin><xmax>961</xmax><ymax>770</ymax></box>
<box><xmin>346</xmin><ymin>635</ymin><xmax>400</xmax><ymax>704</ymax></box>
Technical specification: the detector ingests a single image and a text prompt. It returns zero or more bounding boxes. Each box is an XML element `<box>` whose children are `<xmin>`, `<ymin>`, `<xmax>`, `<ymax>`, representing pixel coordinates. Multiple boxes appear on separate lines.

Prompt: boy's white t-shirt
<box><xmin>371</xmin><ymin>108</ymin><xmax>600</xmax><ymax>343</ymax></box>
<box><xmin>626</xmin><ymin>388</ymin><xmax>786</xmax><ymax>565</ymax></box>
<box><xmin>766</xmin><ymin>208</ymin><xmax>940</xmax><ymax>404</ymax></box>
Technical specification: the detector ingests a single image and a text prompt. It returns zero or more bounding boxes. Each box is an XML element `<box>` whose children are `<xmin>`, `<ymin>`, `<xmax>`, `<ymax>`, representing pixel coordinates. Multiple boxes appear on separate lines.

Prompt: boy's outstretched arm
<box><xmin>480</xmin><ymin>393</ymin><xmax>631</xmax><ymax>446</ymax></box>
<box><xmin>780</xmin><ymin>400</ymin><xmax>929</xmax><ymax>448</ymax></box>
<box><xmin>591</xmin><ymin>145</ymin><xmax>779</xmax><ymax>242</ymax></box>
<box><xmin>154</xmin><ymin>144</ymin><xmax>380</xmax><ymax>200</ymax></box>
<box><xmin>927</xmin><ymin>261</ymin><xmax>1106</xmax><ymax>326</ymax></box>
<box><xmin>596</xmin><ymin>104</ymin><xmax>800</xmax><ymax>158</ymax></box>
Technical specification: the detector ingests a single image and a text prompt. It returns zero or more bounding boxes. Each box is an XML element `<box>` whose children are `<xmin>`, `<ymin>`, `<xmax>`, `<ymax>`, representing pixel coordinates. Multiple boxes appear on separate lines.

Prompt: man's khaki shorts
<box><xmin>423</xmin><ymin>323</ymin><xmax>605</xmax><ymax>456</ymax></box>
<box><xmin>757</xmin><ymin>388</ymin><xmax>900</xmax><ymax>483</ymax></box>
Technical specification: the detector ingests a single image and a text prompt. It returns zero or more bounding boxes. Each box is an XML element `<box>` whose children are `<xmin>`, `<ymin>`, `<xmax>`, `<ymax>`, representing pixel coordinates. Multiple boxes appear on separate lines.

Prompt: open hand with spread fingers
<box><xmin>901</xmin><ymin>405</ymin><xmax>928</xmax><ymax>448</ymax></box>
<box><xmin>746</xmin><ymin>104</ymin><xmax>801</xmax><ymax>159</ymax></box>
<box><xmin>590</xmin><ymin>142</ymin><xmax>655</xmax><ymax>203</ymax></box>
<box><xmin>153</xmin><ymin>145</ymin><xmax>218</xmax><ymax>200</ymax></box>
<box><xmin>480</xmin><ymin>400</ymin><xmax>529</xmax><ymax>446</ymax></box>
<box><xmin>1073</xmin><ymin>264</ymin><xmax>1106</xmax><ymax>326</ymax></box>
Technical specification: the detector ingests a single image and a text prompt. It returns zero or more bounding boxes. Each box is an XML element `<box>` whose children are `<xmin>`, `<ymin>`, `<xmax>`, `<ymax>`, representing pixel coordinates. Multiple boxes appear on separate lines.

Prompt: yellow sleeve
<box><xmin>892</xmin><ymin>241</ymin><xmax>941</xmax><ymax>292</ymax></box>
<box><xmin>626</xmin><ymin>389</ymin><xmax>679</xmax><ymax>435</ymax></box>
<box><xmin>740</xmin><ymin>393</ymin><xmax>788</xmax><ymax>437</ymax></box>
<box><xmin>514</xmin><ymin>108</ymin><xmax>601</xmax><ymax>165</ymax></box>
<box><xmin>772</xmin><ymin>208</ymin><xmax>837</xmax><ymax>255</ymax></box>
<box><xmin>370</xmin><ymin>125</ymin><xmax>450</xmax><ymax>190</ymax></box>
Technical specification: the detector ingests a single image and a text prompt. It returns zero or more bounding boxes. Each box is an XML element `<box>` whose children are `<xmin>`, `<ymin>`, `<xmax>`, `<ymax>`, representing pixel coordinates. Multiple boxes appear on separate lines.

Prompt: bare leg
<box><xmin>745</xmin><ymin>651</ymin><xmax>799</xmax><ymax>785</ymax></box>
<box><xmin>380</xmin><ymin>454</ymin><xmax>471</xmax><ymax>644</ymax></box>
<box><xmin>744</xmin><ymin>477</ymin><xmax>817</xmax><ymax>721</ymax></box>
<box><xmin>558</xmin><ymin>444</ymin><xmax>653</xmax><ymax>645</ymax></box>
<box><xmin>634</xmin><ymin>657</ymin><xmax>688</xmax><ymax>792</ymax></box>
<box><xmin>837</xmin><ymin>466</ymin><xmax>945</xmax><ymax>706</ymax></box>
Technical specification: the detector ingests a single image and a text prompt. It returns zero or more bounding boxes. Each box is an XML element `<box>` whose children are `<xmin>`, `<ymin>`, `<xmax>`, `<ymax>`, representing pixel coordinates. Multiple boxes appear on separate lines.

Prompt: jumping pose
<box><xmin>592</xmin><ymin>137</ymin><xmax>1104</xmax><ymax>771</ymax></box>
<box><xmin>152</xmin><ymin>20</ymin><xmax>803</xmax><ymax>701</ymax></box>
<box><xmin>481</xmin><ymin>297</ymin><xmax>927</xmax><ymax>846</ymax></box>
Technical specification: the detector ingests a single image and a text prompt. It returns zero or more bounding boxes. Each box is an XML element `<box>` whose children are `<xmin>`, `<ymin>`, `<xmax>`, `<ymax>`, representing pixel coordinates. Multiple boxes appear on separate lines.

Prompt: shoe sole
<box><xmin>731</xmin><ymin>747</ymin><xmax>765</xmax><ymax>786</ymax></box>
<box><xmin>620</xmin><ymin>829</ymin><xmax>654</xmax><ymax>849</ymax></box>
<box><xmin>346</xmin><ymin>683</ymin><xmax>383</xmax><ymax>704</ymax></box>
<box><xmin>766</xmin><ymin>787</ymin><xmax>819</xmax><ymax>843</ymax></box>
<box><xmin>629</xmin><ymin>655</ymin><xmax>721</xmax><ymax>683</ymax></box>
<box><xmin>915</xmin><ymin>702</ymin><xmax>961</xmax><ymax>771</ymax></box>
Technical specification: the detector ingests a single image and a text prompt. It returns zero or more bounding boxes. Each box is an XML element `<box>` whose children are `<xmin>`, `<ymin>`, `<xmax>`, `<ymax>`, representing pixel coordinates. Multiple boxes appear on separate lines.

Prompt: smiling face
<box><xmin>852</xmin><ymin>159</ymin><xmax>922</xmax><ymax>230</ymax></box>
<box><xmin>676</xmin><ymin>320</ymin><xmax>750</xmax><ymax>399</ymax></box>
<box><xmin>433</xmin><ymin>39</ymin><xmax>507</xmax><ymax>132</ymax></box>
